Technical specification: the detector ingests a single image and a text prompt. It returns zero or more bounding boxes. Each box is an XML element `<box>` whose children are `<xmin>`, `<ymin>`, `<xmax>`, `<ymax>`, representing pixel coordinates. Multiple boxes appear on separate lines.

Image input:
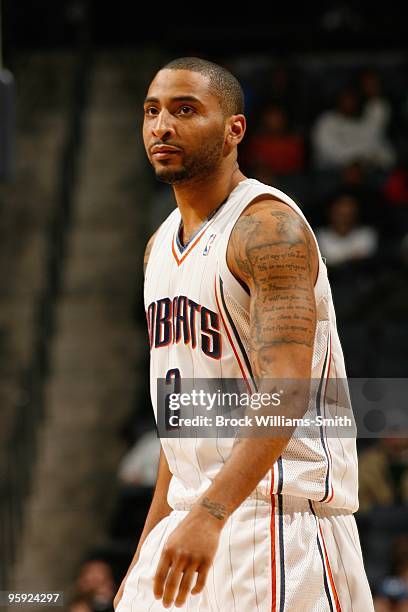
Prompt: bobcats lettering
<box><xmin>146</xmin><ymin>296</ymin><xmax>221</xmax><ymax>359</ymax></box>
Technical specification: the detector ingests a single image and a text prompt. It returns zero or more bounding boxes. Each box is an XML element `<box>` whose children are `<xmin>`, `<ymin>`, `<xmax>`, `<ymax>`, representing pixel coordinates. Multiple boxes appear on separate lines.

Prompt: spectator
<box><xmin>312</xmin><ymin>87</ymin><xmax>395</xmax><ymax>169</ymax></box>
<box><xmin>74</xmin><ymin>558</ymin><xmax>116</xmax><ymax>612</ymax></box>
<box><xmin>383</xmin><ymin>157</ymin><xmax>408</xmax><ymax>208</ymax></box>
<box><xmin>382</xmin><ymin>157</ymin><xmax>408</xmax><ymax>238</ymax></box>
<box><xmin>67</xmin><ymin>595</ymin><xmax>94</xmax><ymax>612</ymax></box>
<box><xmin>360</xmin><ymin>69</ymin><xmax>393</xmax><ymax>138</ymax></box>
<box><xmin>316</xmin><ymin>194</ymin><xmax>378</xmax><ymax>266</ymax></box>
<box><xmin>337</xmin><ymin>160</ymin><xmax>384</xmax><ymax>226</ymax></box>
<box><xmin>244</xmin><ymin>105</ymin><xmax>305</xmax><ymax>178</ymax></box>
<box><xmin>258</xmin><ymin>62</ymin><xmax>297</xmax><ymax>119</ymax></box>
<box><xmin>358</xmin><ymin>438</ymin><xmax>408</xmax><ymax>512</ymax></box>
<box><xmin>342</xmin><ymin>160</ymin><xmax>375</xmax><ymax>205</ymax></box>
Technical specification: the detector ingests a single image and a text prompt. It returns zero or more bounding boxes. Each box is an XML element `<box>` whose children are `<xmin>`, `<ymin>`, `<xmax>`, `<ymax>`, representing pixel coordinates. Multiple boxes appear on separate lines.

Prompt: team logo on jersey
<box><xmin>203</xmin><ymin>233</ymin><xmax>217</xmax><ymax>256</ymax></box>
<box><xmin>146</xmin><ymin>296</ymin><xmax>222</xmax><ymax>359</ymax></box>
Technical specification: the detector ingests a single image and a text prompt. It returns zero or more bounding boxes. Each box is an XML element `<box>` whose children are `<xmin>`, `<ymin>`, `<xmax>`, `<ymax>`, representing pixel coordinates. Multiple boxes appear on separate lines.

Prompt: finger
<box><xmin>191</xmin><ymin>563</ymin><xmax>210</xmax><ymax>595</ymax></box>
<box><xmin>162</xmin><ymin>562</ymin><xmax>185</xmax><ymax>608</ymax></box>
<box><xmin>153</xmin><ymin>550</ymin><xmax>172</xmax><ymax>599</ymax></box>
<box><xmin>174</xmin><ymin>567</ymin><xmax>199</xmax><ymax>608</ymax></box>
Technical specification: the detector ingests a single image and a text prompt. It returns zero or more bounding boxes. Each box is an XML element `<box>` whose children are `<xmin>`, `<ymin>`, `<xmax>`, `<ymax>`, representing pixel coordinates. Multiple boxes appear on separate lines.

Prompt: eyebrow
<box><xmin>144</xmin><ymin>95</ymin><xmax>202</xmax><ymax>105</ymax></box>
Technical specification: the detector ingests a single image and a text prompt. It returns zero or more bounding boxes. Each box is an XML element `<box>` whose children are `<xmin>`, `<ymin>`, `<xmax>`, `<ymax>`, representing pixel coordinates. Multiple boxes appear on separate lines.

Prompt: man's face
<box><xmin>143</xmin><ymin>69</ymin><xmax>227</xmax><ymax>184</ymax></box>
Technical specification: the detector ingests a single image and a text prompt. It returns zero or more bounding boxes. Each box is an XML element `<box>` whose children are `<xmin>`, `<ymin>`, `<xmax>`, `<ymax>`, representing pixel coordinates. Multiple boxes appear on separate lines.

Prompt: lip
<box><xmin>151</xmin><ymin>145</ymin><xmax>181</xmax><ymax>158</ymax></box>
<box><xmin>152</xmin><ymin>151</ymin><xmax>180</xmax><ymax>159</ymax></box>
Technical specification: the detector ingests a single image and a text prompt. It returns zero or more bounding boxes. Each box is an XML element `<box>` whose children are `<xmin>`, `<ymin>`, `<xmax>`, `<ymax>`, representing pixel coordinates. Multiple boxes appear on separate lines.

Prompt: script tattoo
<box><xmin>200</xmin><ymin>496</ymin><xmax>227</xmax><ymax>520</ymax></box>
<box><xmin>229</xmin><ymin>201</ymin><xmax>317</xmax><ymax>377</ymax></box>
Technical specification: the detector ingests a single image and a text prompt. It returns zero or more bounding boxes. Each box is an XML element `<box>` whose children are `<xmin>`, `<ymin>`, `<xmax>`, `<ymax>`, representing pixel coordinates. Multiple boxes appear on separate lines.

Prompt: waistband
<box><xmin>171</xmin><ymin>493</ymin><xmax>354</xmax><ymax>516</ymax></box>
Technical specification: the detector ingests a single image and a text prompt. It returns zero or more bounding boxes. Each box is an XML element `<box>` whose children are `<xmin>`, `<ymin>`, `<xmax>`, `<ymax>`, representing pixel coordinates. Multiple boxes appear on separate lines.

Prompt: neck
<box><xmin>173</xmin><ymin>163</ymin><xmax>247</xmax><ymax>241</ymax></box>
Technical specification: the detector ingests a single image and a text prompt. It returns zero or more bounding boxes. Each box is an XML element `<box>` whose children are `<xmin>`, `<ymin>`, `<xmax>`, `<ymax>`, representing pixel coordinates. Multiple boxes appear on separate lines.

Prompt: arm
<box><xmin>114</xmin><ymin>447</ymin><xmax>172</xmax><ymax>609</ymax></box>
<box><xmin>189</xmin><ymin>198</ymin><xmax>318</xmax><ymax>515</ymax></box>
<box><xmin>152</xmin><ymin>198</ymin><xmax>318</xmax><ymax>608</ymax></box>
<box><xmin>114</xmin><ymin>230</ymin><xmax>169</xmax><ymax>609</ymax></box>
<box><xmin>144</xmin><ymin>229</ymin><xmax>158</xmax><ymax>277</ymax></box>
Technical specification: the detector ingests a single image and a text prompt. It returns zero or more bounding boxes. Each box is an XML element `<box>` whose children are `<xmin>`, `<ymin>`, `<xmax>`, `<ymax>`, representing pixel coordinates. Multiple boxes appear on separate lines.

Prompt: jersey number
<box><xmin>165</xmin><ymin>368</ymin><xmax>181</xmax><ymax>430</ymax></box>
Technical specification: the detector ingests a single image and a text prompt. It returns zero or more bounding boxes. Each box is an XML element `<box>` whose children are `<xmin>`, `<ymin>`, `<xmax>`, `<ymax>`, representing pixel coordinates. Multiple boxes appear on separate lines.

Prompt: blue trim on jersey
<box><xmin>316</xmin><ymin>339</ymin><xmax>331</xmax><ymax>502</ymax></box>
<box><xmin>175</xmin><ymin>223</ymin><xmax>203</xmax><ymax>253</ymax></box>
<box><xmin>218</xmin><ymin>276</ymin><xmax>256</xmax><ymax>387</ymax></box>
<box><xmin>277</xmin><ymin>457</ymin><xmax>284</xmax><ymax>494</ymax></box>
<box><xmin>278</xmin><ymin>494</ymin><xmax>286</xmax><ymax>612</ymax></box>
<box><xmin>175</xmin><ymin>196</ymin><xmax>229</xmax><ymax>254</ymax></box>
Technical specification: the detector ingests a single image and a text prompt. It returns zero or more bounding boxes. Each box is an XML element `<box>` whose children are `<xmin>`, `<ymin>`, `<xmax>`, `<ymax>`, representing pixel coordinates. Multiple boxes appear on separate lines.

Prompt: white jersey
<box><xmin>144</xmin><ymin>178</ymin><xmax>359</xmax><ymax>512</ymax></box>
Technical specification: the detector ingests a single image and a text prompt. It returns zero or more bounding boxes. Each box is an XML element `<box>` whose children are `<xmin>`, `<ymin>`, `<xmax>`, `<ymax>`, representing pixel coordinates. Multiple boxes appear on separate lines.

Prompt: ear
<box><xmin>225</xmin><ymin>114</ymin><xmax>246</xmax><ymax>147</ymax></box>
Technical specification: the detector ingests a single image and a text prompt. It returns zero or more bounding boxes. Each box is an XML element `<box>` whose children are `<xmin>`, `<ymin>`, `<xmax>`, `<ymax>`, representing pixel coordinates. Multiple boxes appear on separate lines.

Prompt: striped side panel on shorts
<box><xmin>309</xmin><ymin>501</ymin><xmax>342</xmax><ymax>611</ymax></box>
<box><xmin>270</xmin><ymin>469</ymin><xmax>286</xmax><ymax>612</ymax></box>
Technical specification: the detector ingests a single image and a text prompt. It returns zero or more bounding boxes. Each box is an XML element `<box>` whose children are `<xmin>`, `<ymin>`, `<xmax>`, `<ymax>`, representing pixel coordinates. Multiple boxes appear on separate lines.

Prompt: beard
<box><xmin>152</xmin><ymin>132</ymin><xmax>225</xmax><ymax>185</ymax></box>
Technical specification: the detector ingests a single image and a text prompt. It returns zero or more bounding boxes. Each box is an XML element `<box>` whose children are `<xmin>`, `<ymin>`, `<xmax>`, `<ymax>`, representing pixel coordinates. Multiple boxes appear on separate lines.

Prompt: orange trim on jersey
<box><xmin>270</xmin><ymin>473</ymin><xmax>277</xmax><ymax>612</ymax></box>
<box><xmin>172</xmin><ymin>216</ymin><xmax>218</xmax><ymax>266</ymax></box>
<box><xmin>214</xmin><ymin>276</ymin><xmax>253</xmax><ymax>393</ymax></box>
<box><xmin>319</xmin><ymin>524</ymin><xmax>342</xmax><ymax>611</ymax></box>
<box><xmin>327</xmin><ymin>483</ymin><xmax>335</xmax><ymax>504</ymax></box>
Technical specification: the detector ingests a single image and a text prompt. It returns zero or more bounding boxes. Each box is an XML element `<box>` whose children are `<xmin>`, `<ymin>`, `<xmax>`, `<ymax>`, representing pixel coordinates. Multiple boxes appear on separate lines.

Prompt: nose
<box><xmin>151</xmin><ymin>110</ymin><xmax>175</xmax><ymax>141</ymax></box>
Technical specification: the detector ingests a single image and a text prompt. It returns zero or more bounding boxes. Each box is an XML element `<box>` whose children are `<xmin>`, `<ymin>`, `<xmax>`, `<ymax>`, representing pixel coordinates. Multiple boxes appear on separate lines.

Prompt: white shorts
<box><xmin>116</xmin><ymin>494</ymin><xmax>374</xmax><ymax>611</ymax></box>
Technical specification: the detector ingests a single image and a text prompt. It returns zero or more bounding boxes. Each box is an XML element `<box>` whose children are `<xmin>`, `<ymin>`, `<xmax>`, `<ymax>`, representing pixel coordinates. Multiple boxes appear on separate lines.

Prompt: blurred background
<box><xmin>0</xmin><ymin>2</ymin><xmax>407</xmax><ymax>611</ymax></box>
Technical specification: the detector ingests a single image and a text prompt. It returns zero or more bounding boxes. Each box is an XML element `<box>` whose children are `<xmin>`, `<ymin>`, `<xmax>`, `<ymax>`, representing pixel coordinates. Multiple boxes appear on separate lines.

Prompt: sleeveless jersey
<box><xmin>144</xmin><ymin>178</ymin><xmax>359</xmax><ymax>512</ymax></box>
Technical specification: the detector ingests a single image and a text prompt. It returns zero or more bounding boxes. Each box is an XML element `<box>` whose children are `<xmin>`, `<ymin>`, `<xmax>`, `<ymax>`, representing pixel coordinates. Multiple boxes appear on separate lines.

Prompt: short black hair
<box><xmin>160</xmin><ymin>57</ymin><xmax>245</xmax><ymax>117</ymax></box>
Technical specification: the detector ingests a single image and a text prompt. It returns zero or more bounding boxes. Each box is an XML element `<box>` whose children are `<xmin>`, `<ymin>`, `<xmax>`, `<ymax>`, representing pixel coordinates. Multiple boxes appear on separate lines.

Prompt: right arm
<box><xmin>114</xmin><ymin>229</ymin><xmax>171</xmax><ymax>609</ymax></box>
<box><xmin>143</xmin><ymin>229</ymin><xmax>158</xmax><ymax>277</ymax></box>
<box><xmin>114</xmin><ymin>448</ymin><xmax>173</xmax><ymax>609</ymax></box>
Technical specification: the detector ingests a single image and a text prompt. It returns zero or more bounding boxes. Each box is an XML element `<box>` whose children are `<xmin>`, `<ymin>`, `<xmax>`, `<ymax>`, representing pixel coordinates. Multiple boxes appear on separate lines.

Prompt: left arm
<box><xmin>153</xmin><ymin>199</ymin><xmax>318</xmax><ymax>608</ymax></box>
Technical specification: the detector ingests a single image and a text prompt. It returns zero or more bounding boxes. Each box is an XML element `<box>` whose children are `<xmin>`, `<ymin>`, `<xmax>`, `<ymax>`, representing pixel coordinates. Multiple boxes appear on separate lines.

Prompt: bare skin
<box><xmin>114</xmin><ymin>67</ymin><xmax>318</xmax><ymax>610</ymax></box>
<box><xmin>143</xmin><ymin>229</ymin><xmax>158</xmax><ymax>276</ymax></box>
<box><xmin>142</xmin><ymin>68</ymin><xmax>247</xmax><ymax>244</ymax></box>
<box><xmin>113</xmin><ymin>448</ymin><xmax>172</xmax><ymax>610</ymax></box>
<box><xmin>228</xmin><ymin>197</ymin><xmax>318</xmax><ymax>377</ymax></box>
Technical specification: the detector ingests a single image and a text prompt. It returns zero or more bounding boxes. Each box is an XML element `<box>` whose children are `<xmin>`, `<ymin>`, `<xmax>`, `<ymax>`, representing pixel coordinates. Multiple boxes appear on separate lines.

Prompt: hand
<box><xmin>153</xmin><ymin>510</ymin><xmax>223</xmax><ymax>608</ymax></box>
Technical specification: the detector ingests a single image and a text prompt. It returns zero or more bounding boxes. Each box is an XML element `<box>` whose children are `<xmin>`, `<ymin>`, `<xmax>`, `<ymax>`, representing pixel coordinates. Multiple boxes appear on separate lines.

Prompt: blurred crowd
<box><xmin>71</xmin><ymin>58</ymin><xmax>408</xmax><ymax>612</ymax></box>
<box><xmin>67</xmin><ymin>557</ymin><xmax>117</xmax><ymax>612</ymax></box>
<box><xmin>241</xmin><ymin>59</ymin><xmax>408</xmax><ymax>611</ymax></box>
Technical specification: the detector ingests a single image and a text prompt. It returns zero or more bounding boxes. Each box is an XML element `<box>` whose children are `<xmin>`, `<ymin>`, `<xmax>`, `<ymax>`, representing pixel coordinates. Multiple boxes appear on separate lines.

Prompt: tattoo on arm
<box><xmin>230</xmin><ymin>203</ymin><xmax>317</xmax><ymax>377</ymax></box>
<box><xmin>200</xmin><ymin>497</ymin><xmax>227</xmax><ymax>520</ymax></box>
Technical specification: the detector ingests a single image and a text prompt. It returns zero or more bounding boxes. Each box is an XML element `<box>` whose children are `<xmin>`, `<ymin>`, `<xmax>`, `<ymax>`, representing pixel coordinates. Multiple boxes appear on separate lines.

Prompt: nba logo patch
<box><xmin>203</xmin><ymin>233</ymin><xmax>217</xmax><ymax>256</ymax></box>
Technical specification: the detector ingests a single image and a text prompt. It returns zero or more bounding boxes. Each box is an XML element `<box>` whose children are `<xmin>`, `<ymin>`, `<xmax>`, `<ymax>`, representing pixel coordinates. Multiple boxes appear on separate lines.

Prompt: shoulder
<box><xmin>314</xmin><ymin>111</ymin><xmax>336</xmax><ymax>128</ymax></box>
<box><xmin>234</xmin><ymin>195</ymin><xmax>309</xmax><ymax>232</ymax></box>
<box><xmin>143</xmin><ymin>208</ymin><xmax>179</xmax><ymax>276</ymax></box>
<box><xmin>143</xmin><ymin>229</ymin><xmax>159</xmax><ymax>277</ymax></box>
<box><xmin>227</xmin><ymin>196</ymin><xmax>318</xmax><ymax>289</ymax></box>
<box><xmin>230</xmin><ymin>195</ymin><xmax>317</xmax><ymax>256</ymax></box>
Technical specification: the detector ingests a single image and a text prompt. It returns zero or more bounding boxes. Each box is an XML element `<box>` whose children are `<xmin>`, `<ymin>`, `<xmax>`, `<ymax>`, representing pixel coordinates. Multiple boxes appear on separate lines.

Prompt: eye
<box><xmin>177</xmin><ymin>106</ymin><xmax>194</xmax><ymax>116</ymax></box>
<box><xmin>144</xmin><ymin>106</ymin><xmax>159</xmax><ymax>116</ymax></box>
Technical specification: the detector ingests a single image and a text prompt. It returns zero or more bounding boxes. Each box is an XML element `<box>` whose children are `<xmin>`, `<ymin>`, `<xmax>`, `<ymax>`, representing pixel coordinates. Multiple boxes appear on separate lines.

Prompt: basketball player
<box><xmin>114</xmin><ymin>57</ymin><xmax>374</xmax><ymax>611</ymax></box>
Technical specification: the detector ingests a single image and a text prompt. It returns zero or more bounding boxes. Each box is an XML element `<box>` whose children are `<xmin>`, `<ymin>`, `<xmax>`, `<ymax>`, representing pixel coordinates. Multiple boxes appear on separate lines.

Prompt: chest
<box><xmin>145</xmin><ymin>220</ymin><xmax>223</xmax><ymax>304</ymax></box>
<box><xmin>145</xmin><ymin>224</ymin><xmax>224</xmax><ymax>356</ymax></box>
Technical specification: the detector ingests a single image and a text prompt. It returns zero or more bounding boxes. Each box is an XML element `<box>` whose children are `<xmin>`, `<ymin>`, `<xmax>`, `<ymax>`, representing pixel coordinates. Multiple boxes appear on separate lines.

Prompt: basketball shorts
<box><xmin>116</xmin><ymin>494</ymin><xmax>374</xmax><ymax>611</ymax></box>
